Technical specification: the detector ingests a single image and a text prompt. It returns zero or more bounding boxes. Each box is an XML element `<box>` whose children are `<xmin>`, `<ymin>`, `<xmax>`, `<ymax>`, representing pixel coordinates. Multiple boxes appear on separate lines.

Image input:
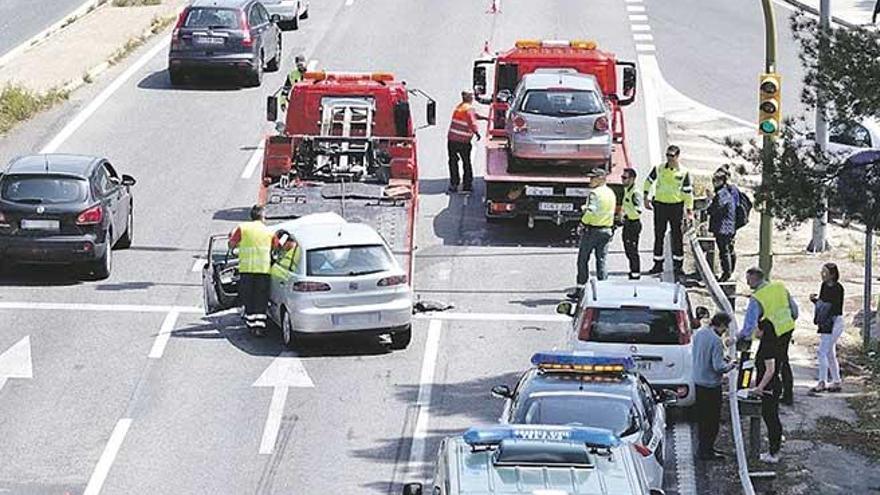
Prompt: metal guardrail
<box><xmin>686</xmin><ymin>229</ymin><xmax>757</xmax><ymax>495</ymax></box>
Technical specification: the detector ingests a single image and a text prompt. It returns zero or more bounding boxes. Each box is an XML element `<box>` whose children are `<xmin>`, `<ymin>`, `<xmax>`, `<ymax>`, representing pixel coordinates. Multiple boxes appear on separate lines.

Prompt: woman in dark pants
<box><xmin>707</xmin><ymin>169</ymin><xmax>738</xmax><ymax>282</ymax></box>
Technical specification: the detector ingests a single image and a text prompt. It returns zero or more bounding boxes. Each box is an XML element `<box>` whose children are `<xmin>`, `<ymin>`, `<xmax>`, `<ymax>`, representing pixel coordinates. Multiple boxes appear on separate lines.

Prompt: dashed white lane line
<box><xmin>627</xmin><ymin>5</ymin><xmax>646</xmax><ymax>12</ymax></box>
<box><xmin>41</xmin><ymin>37</ymin><xmax>171</xmax><ymax>154</ymax></box>
<box><xmin>83</xmin><ymin>418</ymin><xmax>133</xmax><ymax>495</ymax></box>
<box><xmin>636</xmin><ymin>44</ymin><xmax>656</xmax><ymax>52</ymax></box>
<box><xmin>345</xmin><ymin>0</ymin><xmax>354</xmax><ymax>5</ymax></box>
<box><xmin>148</xmin><ymin>310</ymin><xmax>180</xmax><ymax>359</ymax></box>
<box><xmin>0</xmin><ymin>301</ymin><xmax>202</xmax><ymax>314</ymax></box>
<box><xmin>240</xmin><ymin>143</ymin><xmax>265</xmax><ymax>179</ymax></box>
<box><xmin>629</xmin><ymin>14</ymin><xmax>649</xmax><ymax>21</ymax></box>
<box><xmin>633</xmin><ymin>33</ymin><xmax>654</xmax><ymax>41</ymax></box>
<box><xmin>407</xmin><ymin>319</ymin><xmax>443</xmax><ymax>477</ymax></box>
<box><xmin>631</xmin><ymin>24</ymin><xmax>651</xmax><ymax>31</ymax></box>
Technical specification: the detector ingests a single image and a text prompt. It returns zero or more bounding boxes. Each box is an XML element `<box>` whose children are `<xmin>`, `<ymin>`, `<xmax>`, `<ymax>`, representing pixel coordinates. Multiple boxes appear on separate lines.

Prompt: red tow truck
<box><xmin>472</xmin><ymin>39</ymin><xmax>637</xmax><ymax>227</ymax></box>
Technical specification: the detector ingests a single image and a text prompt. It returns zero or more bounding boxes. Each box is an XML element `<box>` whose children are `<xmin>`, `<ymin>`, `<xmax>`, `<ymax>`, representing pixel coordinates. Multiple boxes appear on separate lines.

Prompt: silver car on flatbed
<box><xmin>261</xmin><ymin>0</ymin><xmax>309</xmax><ymax>30</ymax></box>
<box><xmin>202</xmin><ymin>212</ymin><xmax>413</xmax><ymax>349</ymax></box>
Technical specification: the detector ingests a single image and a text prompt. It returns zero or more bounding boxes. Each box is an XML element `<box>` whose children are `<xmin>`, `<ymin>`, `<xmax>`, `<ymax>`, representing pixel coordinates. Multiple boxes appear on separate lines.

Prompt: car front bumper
<box><xmin>291</xmin><ymin>295</ymin><xmax>413</xmax><ymax>334</ymax></box>
<box><xmin>511</xmin><ymin>135</ymin><xmax>612</xmax><ymax>162</ymax></box>
<box><xmin>0</xmin><ymin>234</ymin><xmax>107</xmax><ymax>264</ymax></box>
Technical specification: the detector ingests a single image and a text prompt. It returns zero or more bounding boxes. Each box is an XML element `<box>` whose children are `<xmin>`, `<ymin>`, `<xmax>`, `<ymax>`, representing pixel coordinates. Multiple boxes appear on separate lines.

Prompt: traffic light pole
<box><xmin>759</xmin><ymin>0</ymin><xmax>777</xmax><ymax>275</ymax></box>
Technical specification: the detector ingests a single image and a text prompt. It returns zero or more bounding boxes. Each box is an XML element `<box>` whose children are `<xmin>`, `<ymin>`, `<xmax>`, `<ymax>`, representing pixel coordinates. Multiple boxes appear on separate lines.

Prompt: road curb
<box><xmin>778</xmin><ymin>0</ymin><xmax>860</xmax><ymax>29</ymax></box>
<box><xmin>0</xmin><ymin>0</ymin><xmax>109</xmax><ymax>70</ymax></box>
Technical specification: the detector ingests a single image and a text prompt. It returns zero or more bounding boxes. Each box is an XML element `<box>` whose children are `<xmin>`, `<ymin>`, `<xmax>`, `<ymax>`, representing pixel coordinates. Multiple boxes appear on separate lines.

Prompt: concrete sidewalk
<box><xmin>0</xmin><ymin>0</ymin><xmax>186</xmax><ymax>94</ymax></box>
<box><xmin>784</xmin><ymin>0</ymin><xmax>879</xmax><ymax>28</ymax></box>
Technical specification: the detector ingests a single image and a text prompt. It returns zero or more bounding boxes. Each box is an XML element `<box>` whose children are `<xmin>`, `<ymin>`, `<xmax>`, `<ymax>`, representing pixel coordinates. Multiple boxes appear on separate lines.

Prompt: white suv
<box><xmin>556</xmin><ymin>279</ymin><xmax>705</xmax><ymax>406</ymax></box>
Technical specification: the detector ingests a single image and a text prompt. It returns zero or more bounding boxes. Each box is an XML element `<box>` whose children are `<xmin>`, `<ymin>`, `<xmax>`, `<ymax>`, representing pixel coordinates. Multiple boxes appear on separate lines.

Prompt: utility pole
<box><xmin>758</xmin><ymin>0</ymin><xmax>778</xmax><ymax>275</ymax></box>
<box><xmin>865</xmin><ymin>224</ymin><xmax>874</xmax><ymax>350</ymax></box>
<box><xmin>809</xmin><ymin>0</ymin><xmax>831</xmax><ymax>253</ymax></box>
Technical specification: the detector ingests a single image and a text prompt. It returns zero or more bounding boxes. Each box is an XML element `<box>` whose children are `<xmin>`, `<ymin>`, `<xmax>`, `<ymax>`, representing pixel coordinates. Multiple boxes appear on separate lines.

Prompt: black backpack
<box><xmin>734</xmin><ymin>186</ymin><xmax>753</xmax><ymax>229</ymax></box>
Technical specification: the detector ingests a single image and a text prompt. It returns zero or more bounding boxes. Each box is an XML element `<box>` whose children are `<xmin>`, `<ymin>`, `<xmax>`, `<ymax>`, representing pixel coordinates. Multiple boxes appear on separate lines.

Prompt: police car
<box><xmin>402</xmin><ymin>425</ymin><xmax>665</xmax><ymax>495</ymax></box>
<box><xmin>489</xmin><ymin>353</ymin><xmax>675</xmax><ymax>492</ymax></box>
<box><xmin>557</xmin><ymin>279</ymin><xmax>705</xmax><ymax>406</ymax></box>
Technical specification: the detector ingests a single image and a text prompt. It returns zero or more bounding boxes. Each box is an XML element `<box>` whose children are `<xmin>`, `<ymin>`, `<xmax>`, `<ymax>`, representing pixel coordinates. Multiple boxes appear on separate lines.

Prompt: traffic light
<box><xmin>758</xmin><ymin>73</ymin><xmax>782</xmax><ymax>136</ymax></box>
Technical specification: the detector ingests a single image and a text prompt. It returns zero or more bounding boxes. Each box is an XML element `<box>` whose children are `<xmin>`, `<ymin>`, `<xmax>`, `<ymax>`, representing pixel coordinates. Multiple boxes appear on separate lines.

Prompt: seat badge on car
<box><xmin>36</xmin><ymin>206</ymin><xmax>45</xmax><ymax>214</ymax></box>
<box><xmin>349</xmin><ymin>281</ymin><xmax>359</xmax><ymax>290</ymax></box>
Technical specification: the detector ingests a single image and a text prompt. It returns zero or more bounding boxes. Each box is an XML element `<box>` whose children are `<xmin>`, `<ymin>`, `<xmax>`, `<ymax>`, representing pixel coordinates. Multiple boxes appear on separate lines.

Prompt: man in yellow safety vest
<box><xmin>643</xmin><ymin>145</ymin><xmax>694</xmax><ymax>279</ymax></box>
<box><xmin>576</xmin><ymin>168</ymin><xmax>617</xmax><ymax>286</ymax></box>
<box><xmin>229</xmin><ymin>205</ymin><xmax>278</xmax><ymax>337</ymax></box>
<box><xmin>618</xmin><ymin>167</ymin><xmax>643</xmax><ymax>280</ymax></box>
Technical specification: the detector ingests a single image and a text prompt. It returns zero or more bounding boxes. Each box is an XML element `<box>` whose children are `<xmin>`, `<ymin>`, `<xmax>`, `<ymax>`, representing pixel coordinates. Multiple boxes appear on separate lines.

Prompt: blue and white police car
<box><xmin>401</xmin><ymin>425</ymin><xmax>665</xmax><ymax>495</ymax></box>
<box><xmin>489</xmin><ymin>353</ymin><xmax>676</xmax><ymax>493</ymax></box>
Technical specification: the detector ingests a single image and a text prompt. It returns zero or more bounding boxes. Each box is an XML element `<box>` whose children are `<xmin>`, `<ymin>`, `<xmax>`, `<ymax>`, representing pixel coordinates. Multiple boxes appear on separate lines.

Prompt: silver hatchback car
<box><xmin>506</xmin><ymin>70</ymin><xmax>612</xmax><ymax>167</ymax></box>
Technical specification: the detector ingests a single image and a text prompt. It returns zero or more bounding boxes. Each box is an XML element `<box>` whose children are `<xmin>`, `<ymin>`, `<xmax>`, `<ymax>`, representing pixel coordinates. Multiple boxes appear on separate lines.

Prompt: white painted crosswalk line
<box><xmin>631</xmin><ymin>24</ymin><xmax>651</xmax><ymax>31</ymax></box>
<box><xmin>627</xmin><ymin>5</ymin><xmax>646</xmax><ymax>12</ymax></box>
<box><xmin>633</xmin><ymin>33</ymin><xmax>654</xmax><ymax>41</ymax></box>
<box><xmin>636</xmin><ymin>44</ymin><xmax>656</xmax><ymax>52</ymax></box>
<box><xmin>629</xmin><ymin>14</ymin><xmax>649</xmax><ymax>21</ymax></box>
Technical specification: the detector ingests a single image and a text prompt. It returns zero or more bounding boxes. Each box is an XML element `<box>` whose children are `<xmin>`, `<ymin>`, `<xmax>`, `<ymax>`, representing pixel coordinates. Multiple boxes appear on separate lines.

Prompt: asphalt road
<box><xmin>0</xmin><ymin>0</ymin><xmax>778</xmax><ymax>493</ymax></box>
<box><xmin>0</xmin><ymin>0</ymin><xmax>89</xmax><ymax>58</ymax></box>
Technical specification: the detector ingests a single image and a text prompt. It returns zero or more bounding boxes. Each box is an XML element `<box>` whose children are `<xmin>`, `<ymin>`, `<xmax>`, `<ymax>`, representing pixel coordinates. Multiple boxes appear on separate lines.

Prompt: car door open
<box><xmin>202</xmin><ymin>234</ymin><xmax>240</xmax><ymax>314</ymax></box>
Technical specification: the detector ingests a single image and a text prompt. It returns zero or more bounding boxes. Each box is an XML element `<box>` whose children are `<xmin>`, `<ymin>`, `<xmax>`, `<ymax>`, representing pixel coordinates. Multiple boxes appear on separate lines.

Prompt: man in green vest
<box><xmin>643</xmin><ymin>145</ymin><xmax>694</xmax><ymax>279</ymax></box>
<box><xmin>617</xmin><ymin>167</ymin><xmax>643</xmax><ymax>280</ymax></box>
<box><xmin>576</xmin><ymin>168</ymin><xmax>617</xmax><ymax>286</ymax></box>
<box><xmin>281</xmin><ymin>54</ymin><xmax>308</xmax><ymax>108</ymax></box>
<box><xmin>229</xmin><ymin>205</ymin><xmax>277</xmax><ymax>337</ymax></box>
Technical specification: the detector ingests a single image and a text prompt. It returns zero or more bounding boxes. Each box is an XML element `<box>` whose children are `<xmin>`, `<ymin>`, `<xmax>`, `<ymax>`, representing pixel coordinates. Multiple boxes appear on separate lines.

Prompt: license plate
<box><xmin>637</xmin><ymin>362</ymin><xmax>652</xmax><ymax>371</ymax></box>
<box><xmin>565</xmin><ymin>187</ymin><xmax>590</xmax><ymax>197</ymax></box>
<box><xmin>525</xmin><ymin>186</ymin><xmax>554</xmax><ymax>197</ymax></box>
<box><xmin>539</xmin><ymin>202</ymin><xmax>574</xmax><ymax>212</ymax></box>
<box><xmin>21</xmin><ymin>219</ymin><xmax>60</xmax><ymax>230</ymax></box>
<box><xmin>195</xmin><ymin>36</ymin><xmax>224</xmax><ymax>45</ymax></box>
<box><xmin>332</xmin><ymin>312</ymin><xmax>380</xmax><ymax>326</ymax></box>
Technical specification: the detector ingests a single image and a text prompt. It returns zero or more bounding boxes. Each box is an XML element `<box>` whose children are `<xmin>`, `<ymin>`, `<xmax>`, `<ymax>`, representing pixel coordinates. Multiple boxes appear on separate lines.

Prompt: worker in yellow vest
<box><xmin>617</xmin><ymin>167</ymin><xmax>643</xmax><ymax>280</ymax></box>
<box><xmin>229</xmin><ymin>205</ymin><xmax>278</xmax><ymax>337</ymax></box>
<box><xmin>576</xmin><ymin>168</ymin><xmax>617</xmax><ymax>286</ymax></box>
<box><xmin>738</xmin><ymin>267</ymin><xmax>799</xmax><ymax>464</ymax></box>
<box><xmin>643</xmin><ymin>145</ymin><xmax>694</xmax><ymax>279</ymax></box>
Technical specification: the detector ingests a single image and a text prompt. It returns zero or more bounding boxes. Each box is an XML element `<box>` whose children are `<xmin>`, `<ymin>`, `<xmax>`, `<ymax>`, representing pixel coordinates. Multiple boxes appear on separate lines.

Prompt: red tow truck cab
<box><xmin>261</xmin><ymin>71</ymin><xmax>436</xmax><ymax>279</ymax></box>
<box><xmin>472</xmin><ymin>39</ymin><xmax>637</xmax><ymax>227</ymax></box>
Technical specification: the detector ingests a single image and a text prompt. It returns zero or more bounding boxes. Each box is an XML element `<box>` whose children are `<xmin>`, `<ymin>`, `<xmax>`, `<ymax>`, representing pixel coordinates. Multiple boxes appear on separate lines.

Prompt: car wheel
<box><xmin>116</xmin><ymin>206</ymin><xmax>133</xmax><ymax>249</ymax></box>
<box><xmin>281</xmin><ymin>308</ymin><xmax>300</xmax><ymax>349</ymax></box>
<box><xmin>266</xmin><ymin>36</ymin><xmax>281</xmax><ymax>72</ymax></box>
<box><xmin>246</xmin><ymin>54</ymin><xmax>264</xmax><ymax>87</ymax></box>
<box><xmin>300</xmin><ymin>2</ymin><xmax>309</xmax><ymax>19</ymax></box>
<box><xmin>90</xmin><ymin>231</ymin><xmax>112</xmax><ymax>280</ymax></box>
<box><xmin>169</xmin><ymin>68</ymin><xmax>185</xmax><ymax>86</ymax></box>
<box><xmin>390</xmin><ymin>324</ymin><xmax>412</xmax><ymax>350</ymax></box>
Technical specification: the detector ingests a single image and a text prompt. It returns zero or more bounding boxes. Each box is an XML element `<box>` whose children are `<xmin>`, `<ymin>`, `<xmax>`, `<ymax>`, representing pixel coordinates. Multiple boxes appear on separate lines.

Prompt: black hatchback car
<box><xmin>167</xmin><ymin>0</ymin><xmax>282</xmax><ymax>87</ymax></box>
<box><xmin>0</xmin><ymin>154</ymin><xmax>136</xmax><ymax>279</ymax></box>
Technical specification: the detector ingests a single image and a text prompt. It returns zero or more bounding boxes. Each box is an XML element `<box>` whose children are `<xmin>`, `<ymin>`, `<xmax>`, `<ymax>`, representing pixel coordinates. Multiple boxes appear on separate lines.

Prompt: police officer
<box><xmin>229</xmin><ymin>205</ymin><xmax>277</xmax><ymax>337</ymax></box>
<box><xmin>577</xmin><ymin>168</ymin><xmax>617</xmax><ymax>285</ymax></box>
<box><xmin>739</xmin><ymin>267</ymin><xmax>798</xmax><ymax>406</ymax></box>
<box><xmin>618</xmin><ymin>167</ymin><xmax>643</xmax><ymax>280</ymax></box>
<box><xmin>281</xmin><ymin>54</ymin><xmax>308</xmax><ymax>107</ymax></box>
<box><xmin>643</xmin><ymin>145</ymin><xmax>694</xmax><ymax>279</ymax></box>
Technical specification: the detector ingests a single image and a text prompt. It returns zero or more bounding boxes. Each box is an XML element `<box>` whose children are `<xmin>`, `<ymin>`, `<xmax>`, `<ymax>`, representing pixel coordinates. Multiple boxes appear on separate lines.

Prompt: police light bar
<box><xmin>530</xmin><ymin>352</ymin><xmax>634</xmax><ymax>373</ymax></box>
<box><xmin>463</xmin><ymin>425</ymin><xmax>620</xmax><ymax>448</ymax></box>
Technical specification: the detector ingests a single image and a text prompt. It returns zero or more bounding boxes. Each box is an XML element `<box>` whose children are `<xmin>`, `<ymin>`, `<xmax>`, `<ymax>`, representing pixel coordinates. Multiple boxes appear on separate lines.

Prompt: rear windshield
<box><xmin>515</xmin><ymin>395</ymin><xmax>636</xmax><ymax>436</ymax></box>
<box><xmin>590</xmin><ymin>308</ymin><xmax>681</xmax><ymax>345</ymax></box>
<box><xmin>519</xmin><ymin>89</ymin><xmax>603</xmax><ymax>116</ymax></box>
<box><xmin>306</xmin><ymin>244</ymin><xmax>394</xmax><ymax>277</ymax></box>
<box><xmin>1</xmin><ymin>176</ymin><xmax>88</xmax><ymax>204</ymax></box>
<box><xmin>183</xmin><ymin>8</ymin><xmax>242</xmax><ymax>29</ymax></box>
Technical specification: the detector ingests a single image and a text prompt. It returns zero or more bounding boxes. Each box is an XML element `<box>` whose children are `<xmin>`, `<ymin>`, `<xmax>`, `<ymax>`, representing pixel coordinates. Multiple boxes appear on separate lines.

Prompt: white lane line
<box><xmin>629</xmin><ymin>14</ymin><xmax>649</xmax><ymax>21</ymax></box>
<box><xmin>631</xmin><ymin>24</ymin><xmax>651</xmax><ymax>31</ymax></box>
<box><xmin>674</xmin><ymin>423</ymin><xmax>698</xmax><ymax>495</ymax></box>
<box><xmin>83</xmin><ymin>418</ymin><xmax>133</xmax><ymax>495</ymax></box>
<box><xmin>633</xmin><ymin>33</ymin><xmax>654</xmax><ymax>41</ymax></box>
<box><xmin>191</xmin><ymin>258</ymin><xmax>205</xmax><ymax>272</ymax></box>
<box><xmin>259</xmin><ymin>386</ymin><xmax>288</xmax><ymax>454</ymax></box>
<box><xmin>240</xmin><ymin>144</ymin><xmax>265</xmax><ymax>179</ymax></box>
<box><xmin>636</xmin><ymin>44</ymin><xmax>657</xmax><ymax>52</ymax></box>
<box><xmin>148</xmin><ymin>310</ymin><xmax>179</xmax><ymax>359</ymax></box>
<box><xmin>413</xmin><ymin>312</ymin><xmax>569</xmax><ymax>323</ymax></box>
<box><xmin>345</xmin><ymin>0</ymin><xmax>354</xmax><ymax>5</ymax></box>
<box><xmin>627</xmin><ymin>5</ymin><xmax>646</xmax><ymax>12</ymax></box>
<box><xmin>0</xmin><ymin>301</ymin><xmax>202</xmax><ymax>314</ymax></box>
<box><xmin>0</xmin><ymin>0</ymin><xmax>103</xmax><ymax>68</ymax></box>
<box><xmin>41</xmin><ymin>37</ymin><xmax>170</xmax><ymax>153</ymax></box>
<box><xmin>407</xmin><ymin>319</ymin><xmax>442</xmax><ymax>477</ymax></box>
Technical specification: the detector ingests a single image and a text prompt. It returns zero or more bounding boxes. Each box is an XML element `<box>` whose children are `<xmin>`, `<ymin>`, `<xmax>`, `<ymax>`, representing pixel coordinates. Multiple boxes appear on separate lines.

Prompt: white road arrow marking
<box><xmin>0</xmin><ymin>336</ymin><xmax>33</xmax><ymax>392</ymax></box>
<box><xmin>253</xmin><ymin>352</ymin><xmax>314</xmax><ymax>454</ymax></box>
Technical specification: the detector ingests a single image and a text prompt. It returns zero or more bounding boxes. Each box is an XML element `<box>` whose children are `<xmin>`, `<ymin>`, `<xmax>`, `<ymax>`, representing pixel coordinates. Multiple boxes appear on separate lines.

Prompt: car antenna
<box><xmin>44</xmin><ymin>155</ymin><xmax>49</xmax><ymax>172</ymax></box>
<box><xmin>633</xmin><ymin>285</ymin><xmax>638</xmax><ymax>298</ymax></box>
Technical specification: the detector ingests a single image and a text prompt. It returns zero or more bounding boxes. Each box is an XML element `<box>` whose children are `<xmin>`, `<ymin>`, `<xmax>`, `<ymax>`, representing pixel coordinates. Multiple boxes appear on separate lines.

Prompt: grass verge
<box><xmin>108</xmin><ymin>15</ymin><xmax>175</xmax><ymax>66</ymax></box>
<box><xmin>112</xmin><ymin>0</ymin><xmax>161</xmax><ymax>6</ymax></box>
<box><xmin>0</xmin><ymin>84</ymin><xmax>69</xmax><ymax>135</ymax></box>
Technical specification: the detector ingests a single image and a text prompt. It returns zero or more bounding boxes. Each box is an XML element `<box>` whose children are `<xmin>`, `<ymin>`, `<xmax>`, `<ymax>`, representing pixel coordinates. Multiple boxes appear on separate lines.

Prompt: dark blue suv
<box><xmin>168</xmin><ymin>0</ymin><xmax>282</xmax><ymax>87</ymax></box>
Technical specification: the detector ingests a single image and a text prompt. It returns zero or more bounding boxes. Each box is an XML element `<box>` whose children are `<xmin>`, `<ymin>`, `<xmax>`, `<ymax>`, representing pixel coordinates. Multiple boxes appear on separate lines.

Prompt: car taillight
<box><xmin>293</xmin><ymin>281</ymin><xmax>331</xmax><ymax>292</ymax></box>
<box><xmin>0</xmin><ymin>211</ymin><xmax>7</xmax><ymax>226</ymax></box>
<box><xmin>634</xmin><ymin>444</ymin><xmax>652</xmax><ymax>457</ymax></box>
<box><xmin>577</xmin><ymin>308</ymin><xmax>596</xmax><ymax>341</ymax></box>
<box><xmin>76</xmin><ymin>205</ymin><xmax>103</xmax><ymax>225</ymax></box>
<box><xmin>171</xmin><ymin>7</ymin><xmax>188</xmax><ymax>46</ymax></box>
<box><xmin>512</xmin><ymin>114</ymin><xmax>527</xmax><ymax>132</ymax></box>
<box><xmin>594</xmin><ymin>116</ymin><xmax>609</xmax><ymax>132</ymax></box>
<box><xmin>675</xmin><ymin>311</ymin><xmax>691</xmax><ymax>345</ymax></box>
<box><xmin>378</xmin><ymin>275</ymin><xmax>407</xmax><ymax>287</ymax></box>
<box><xmin>240</xmin><ymin>10</ymin><xmax>253</xmax><ymax>47</ymax></box>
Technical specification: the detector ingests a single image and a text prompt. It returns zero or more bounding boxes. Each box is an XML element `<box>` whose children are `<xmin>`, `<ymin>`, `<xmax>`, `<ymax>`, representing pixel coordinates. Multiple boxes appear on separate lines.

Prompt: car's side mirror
<box><xmin>121</xmin><ymin>174</ymin><xmax>136</xmax><ymax>186</ymax></box>
<box><xmin>496</xmin><ymin>89</ymin><xmax>512</xmax><ymax>104</ymax></box>
<box><xmin>556</xmin><ymin>301</ymin><xmax>575</xmax><ymax>317</ymax></box>
<box><xmin>491</xmin><ymin>384</ymin><xmax>512</xmax><ymax>399</ymax></box>
<box><xmin>622</xmin><ymin>67</ymin><xmax>636</xmax><ymax>96</ymax></box>
<box><xmin>267</xmin><ymin>95</ymin><xmax>278</xmax><ymax>122</ymax></box>
<box><xmin>402</xmin><ymin>482</ymin><xmax>423</xmax><ymax>495</ymax></box>
<box><xmin>426</xmin><ymin>100</ymin><xmax>436</xmax><ymax>127</ymax></box>
<box><xmin>270</xmin><ymin>14</ymin><xmax>280</xmax><ymax>23</ymax></box>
